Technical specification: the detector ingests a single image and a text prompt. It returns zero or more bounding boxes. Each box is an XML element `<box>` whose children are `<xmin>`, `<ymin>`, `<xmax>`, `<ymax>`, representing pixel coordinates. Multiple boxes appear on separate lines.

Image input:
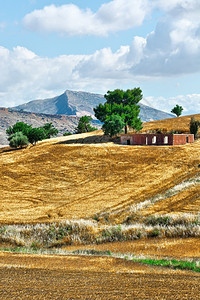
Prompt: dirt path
<box><xmin>0</xmin><ymin>252</ymin><xmax>199</xmax><ymax>299</ymax></box>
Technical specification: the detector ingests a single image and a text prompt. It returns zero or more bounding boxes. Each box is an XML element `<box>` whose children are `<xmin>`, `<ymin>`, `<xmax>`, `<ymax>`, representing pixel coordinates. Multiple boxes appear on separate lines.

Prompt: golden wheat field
<box><xmin>0</xmin><ymin>115</ymin><xmax>200</xmax><ymax>224</ymax></box>
<box><xmin>0</xmin><ymin>114</ymin><xmax>200</xmax><ymax>299</ymax></box>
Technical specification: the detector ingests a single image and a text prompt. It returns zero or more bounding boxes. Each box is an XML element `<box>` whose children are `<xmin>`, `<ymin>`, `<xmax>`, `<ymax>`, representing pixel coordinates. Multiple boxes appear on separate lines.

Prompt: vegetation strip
<box><xmin>0</xmin><ymin>247</ymin><xmax>200</xmax><ymax>273</ymax></box>
<box><xmin>132</xmin><ymin>258</ymin><xmax>200</xmax><ymax>273</ymax></box>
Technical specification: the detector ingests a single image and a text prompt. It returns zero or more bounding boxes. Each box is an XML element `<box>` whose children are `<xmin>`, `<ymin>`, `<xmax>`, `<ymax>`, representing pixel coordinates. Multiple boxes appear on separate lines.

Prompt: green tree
<box><xmin>94</xmin><ymin>88</ymin><xmax>143</xmax><ymax>134</ymax></box>
<box><xmin>6</xmin><ymin>122</ymin><xmax>32</xmax><ymax>136</ymax></box>
<box><xmin>8</xmin><ymin>132</ymin><xmax>29</xmax><ymax>148</ymax></box>
<box><xmin>42</xmin><ymin>123</ymin><xmax>58</xmax><ymax>139</ymax></box>
<box><xmin>27</xmin><ymin>127</ymin><xmax>46</xmax><ymax>145</ymax></box>
<box><xmin>190</xmin><ymin>117</ymin><xmax>200</xmax><ymax>138</ymax></box>
<box><xmin>102</xmin><ymin>114</ymin><xmax>125</xmax><ymax>137</ymax></box>
<box><xmin>75</xmin><ymin>116</ymin><xmax>97</xmax><ymax>134</ymax></box>
<box><xmin>171</xmin><ymin>104</ymin><xmax>183</xmax><ymax>117</ymax></box>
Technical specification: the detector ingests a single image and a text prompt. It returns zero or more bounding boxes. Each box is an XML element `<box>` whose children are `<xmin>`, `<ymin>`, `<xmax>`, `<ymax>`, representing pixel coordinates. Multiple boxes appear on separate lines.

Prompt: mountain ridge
<box><xmin>12</xmin><ymin>89</ymin><xmax>174</xmax><ymax>122</ymax></box>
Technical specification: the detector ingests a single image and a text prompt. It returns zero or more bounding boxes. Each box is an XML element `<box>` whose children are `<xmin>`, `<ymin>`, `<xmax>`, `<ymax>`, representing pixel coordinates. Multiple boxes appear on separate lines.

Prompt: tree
<box><xmin>42</xmin><ymin>123</ymin><xmax>58</xmax><ymax>139</ymax></box>
<box><xmin>27</xmin><ymin>127</ymin><xmax>46</xmax><ymax>145</ymax></box>
<box><xmin>171</xmin><ymin>104</ymin><xmax>183</xmax><ymax>117</ymax></box>
<box><xmin>190</xmin><ymin>117</ymin><xmax>200</xmax><ymax>138</ymax></box>
<box><xmin>102</xmin><ymin>114</ymin><xmax>125</xmax><ymax>137</ymax></box>
<box><xmin>6</xmin><ymin>122</ymin><xmax>32</xmax><ymax>136</ymax></box>
<box><xmin>94</xmin><ymin>88</ymin><xmax>143</xmax><ymax>134</ymax></box>
<box><xmin>75</xmin><ymin>116</ymin><xmax>97</xmax><ymax>134</ymax></box>
<box><xmin>8</xmin><ymin>132</ymin><xmax>29</xmax><ymax>148</ymax></box>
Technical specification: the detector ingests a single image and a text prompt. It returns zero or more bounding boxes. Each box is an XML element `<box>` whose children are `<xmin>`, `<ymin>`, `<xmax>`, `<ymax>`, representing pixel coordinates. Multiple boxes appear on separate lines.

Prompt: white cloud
<box><xmin>23</xmin><ymin>0</ymin><xmax>150</xmax><ymax>36</ymax></box>
<box><xmin>144</xmin><ymin>94</ymin><xmax>200</xmax><ymax>115</ymax></box>
<box><xmin>1</xmin><ymin>0</ymin><xmax>200</xmax><ymax>113</ymax></box>
<box><xmin>0</xmin><ymin>45</ymin><xmax>199</xmax><ymax>116</ymax></box>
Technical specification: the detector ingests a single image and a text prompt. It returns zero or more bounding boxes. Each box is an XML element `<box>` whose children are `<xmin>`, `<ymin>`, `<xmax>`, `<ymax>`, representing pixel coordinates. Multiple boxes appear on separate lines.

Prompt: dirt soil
<box><xmin>0</xmin><ymin>252</ymin><xmax>200</xmax><ymax>299</ymax></box>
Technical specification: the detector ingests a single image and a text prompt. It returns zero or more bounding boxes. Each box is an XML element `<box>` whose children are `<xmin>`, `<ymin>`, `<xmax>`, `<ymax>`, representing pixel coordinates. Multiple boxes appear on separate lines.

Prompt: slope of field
<box><xmin>0</xmin><ymin>115</ymin><xmax>200</xmax><ymax>225</ymax></box>
<box><xmin>1</xmin><ymin>115</ymin><xmax>200</xmax><ymax>298</ymax></box>
<box><xmin>141</xmin><ymin>113</ymin><xmax>200</xmax><ymax>133</ymax></box>
<box><xmin>0</xmin><ymin>252</ymin><xmax>199</xmax><ymax>299</ymax></box>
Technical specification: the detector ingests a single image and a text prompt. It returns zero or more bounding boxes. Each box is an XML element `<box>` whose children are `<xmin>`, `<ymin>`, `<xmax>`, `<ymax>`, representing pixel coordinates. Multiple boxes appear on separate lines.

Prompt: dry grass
<box><xmin>1</xmin><ymin>115</ymin><xmax>200</xmax><ymax>298</ymax></box>
<box><xmin>0</xmin><ymin>127</ymin><xmax>200</xmax><ymax>224</ymax></box>
<box><xmin>140</xmin><ymin>113</ymin><xmax>200</xmax><ymax>134</ymax></box>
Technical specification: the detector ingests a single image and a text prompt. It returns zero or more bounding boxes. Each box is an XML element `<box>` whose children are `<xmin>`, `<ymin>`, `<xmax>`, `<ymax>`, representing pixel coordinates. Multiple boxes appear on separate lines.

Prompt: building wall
<box><xmin>120</xmin><ymin>134</ymin><xmax>194</xmax><ymax>146</ymax></box>
<box><xmin>173</xmin><ymin>134</ymin><xmax>194</xmax><ymax>145</ymax></box>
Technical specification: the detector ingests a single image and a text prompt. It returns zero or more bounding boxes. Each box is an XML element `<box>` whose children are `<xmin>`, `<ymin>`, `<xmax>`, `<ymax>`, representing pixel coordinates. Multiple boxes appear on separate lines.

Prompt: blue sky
<box><xmin>0</xmin><ymin>0</ymin><xmax>200</xmax><ymax>115</ymax></box>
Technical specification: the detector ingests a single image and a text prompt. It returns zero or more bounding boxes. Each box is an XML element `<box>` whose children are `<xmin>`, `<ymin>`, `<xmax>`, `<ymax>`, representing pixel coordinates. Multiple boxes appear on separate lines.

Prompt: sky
<box><xmin>0</xmin><ymin>0</ymin><xmax>200</xmax><ymax>115</ymax></box>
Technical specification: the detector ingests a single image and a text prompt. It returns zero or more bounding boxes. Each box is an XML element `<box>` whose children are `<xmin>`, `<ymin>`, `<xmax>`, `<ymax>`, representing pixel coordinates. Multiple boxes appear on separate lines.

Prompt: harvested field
<box><xmin>65</xmin><ymin>238</ymin><xmax>200</xmax><ymax>260</ymax></box>
<box><xmin>141</xmin><ymin>113</ymin><xmax>200</xmax><ymax>133</ymax></box>
<box><xmin>0</xmin><ymin>252</ymin><xmax>200</xmax><ymax>299</ymax></box>
<box><xmin>0</xmin><ymin>129</ymin><xmax>200</xmax><ymax>224</ymax></box>
<box><xmin>1</xmin><ymin>115</ymin><xmax>200</xmax><ymax>298</ymax></box>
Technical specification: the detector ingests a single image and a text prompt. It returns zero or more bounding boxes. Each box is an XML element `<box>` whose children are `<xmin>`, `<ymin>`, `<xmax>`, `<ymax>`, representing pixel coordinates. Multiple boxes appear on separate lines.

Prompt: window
<box><xmin>186</xmin><ymin>136</ymin><xmax>189</xmax><ymax>143</ymax></box>
<box><xmin>164</xmin><ymin>136</ymin><xmax>168</xmax><ymax>144</ymax></box>
<box><xmin>152</xmin><ymin>136</ymin><xmax>156</xmax><ymax>144</ymax></box>
<box><xmin>127</xmin><ymin>139</ymin><xmax>130</xmax><ymax>145</ymax></box>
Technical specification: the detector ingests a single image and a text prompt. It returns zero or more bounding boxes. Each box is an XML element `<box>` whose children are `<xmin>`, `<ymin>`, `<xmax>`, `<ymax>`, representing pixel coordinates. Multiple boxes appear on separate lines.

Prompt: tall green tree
<box><xmin>75</xmin><ymin>116</ymin><xmax>97</xmax><ymax>134</ymax></box>
<box><xmin>171</xmin><ymin>104</ymin><xmax>183</xmax><ymax>117</ymax></box>
<box><xmin>102</xmin><ymin>114</ymin><xmax>125</xmax><ymax>137</ymax></box>
<box><xmin>94</xmin><ymin>88</ymin><xmax>143</xmax><ymax>134</ymax></box>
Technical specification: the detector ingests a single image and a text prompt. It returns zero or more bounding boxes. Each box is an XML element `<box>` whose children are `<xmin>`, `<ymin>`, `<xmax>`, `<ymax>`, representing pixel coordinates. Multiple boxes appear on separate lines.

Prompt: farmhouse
<box><xmin>120</xmin><ymin>133</ymin><xmax>194</xmax><ymax>146</ymax></box>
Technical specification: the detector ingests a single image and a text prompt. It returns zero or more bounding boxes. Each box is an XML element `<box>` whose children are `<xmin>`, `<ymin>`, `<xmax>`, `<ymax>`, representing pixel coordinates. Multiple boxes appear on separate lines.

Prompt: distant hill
<box><xmin>12</xmin><ymin>89</ymin><xmax>174</xmax><ymax>122</ymax></box>
<box><xmin>0</xmin><ymin>108</ymin><xmax>81</xmax><ymax>145</ymax></box>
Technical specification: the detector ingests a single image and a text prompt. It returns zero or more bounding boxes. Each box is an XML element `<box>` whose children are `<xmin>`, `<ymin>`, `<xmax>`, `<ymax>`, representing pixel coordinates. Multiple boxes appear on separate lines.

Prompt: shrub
<box><xmin>190</xmin><ymin>117</ymin><xmax>200</xmax><ymax>138</ymax></box>
<box><xmin>8</xmin><ymin>131</ymin><xmax>29</xmax><ymax>148</ymax></box>
<box><xmin>63</xmin><ymin>132</ymin><xmax>73</xmax><ymax>136</ymax></box>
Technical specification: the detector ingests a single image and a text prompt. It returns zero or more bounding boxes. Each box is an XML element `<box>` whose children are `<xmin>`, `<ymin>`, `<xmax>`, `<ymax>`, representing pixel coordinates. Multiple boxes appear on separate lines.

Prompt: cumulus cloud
<box><xmin>1</xmin><ymin>0</ymin><xmax>200</xmax><ymax>113</ymax></box>
<box><xmin>23</xmin><ymin>0</ymin><xmax>150</xmax><ymax>36</ymax></box>
<box><xmin>144</xmin><ymin>94</ymin><xmax>200</xmax><ymax>115</ymax></box>
<box><xmin>129</xmin><ymin>0</ymin><xmax>200</xmax><ymax>76</ymax></box>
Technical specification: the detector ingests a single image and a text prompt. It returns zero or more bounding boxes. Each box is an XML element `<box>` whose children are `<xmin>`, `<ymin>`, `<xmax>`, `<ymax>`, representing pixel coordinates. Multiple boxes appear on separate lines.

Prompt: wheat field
<box><xmin>1</xmin><ymin>114</ymin><xmax>200</xmax><ymax>298</ymax></box>
<box><xmin>0</xmin><ymin>115</ymin><xmax>199</xmax><ymax>225</ymax></box>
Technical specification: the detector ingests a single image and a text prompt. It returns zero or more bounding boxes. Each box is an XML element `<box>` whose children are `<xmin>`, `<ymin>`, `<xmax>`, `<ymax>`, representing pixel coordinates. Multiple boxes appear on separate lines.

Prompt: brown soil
<box><xmin>0</xmin><ymin>252</ymin><xmax>199</xmax><ymax>299</ymax></box>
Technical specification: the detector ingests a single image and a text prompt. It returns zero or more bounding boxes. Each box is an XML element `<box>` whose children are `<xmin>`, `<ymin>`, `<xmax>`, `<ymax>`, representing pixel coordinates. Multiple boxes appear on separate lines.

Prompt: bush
<box><xmin>63</xmin><ymin>132</ymin><xmax>72</xmax><ymax>136</ymax></box>
<box><xmin>8</xmin><ymin>131</ymin><xmax>29</xmax><ymax>148</ymax></box>
<box><xmin>190</xmin><ymin>117</ymin><xmax>200</xmax><ymax>138</ymax></box>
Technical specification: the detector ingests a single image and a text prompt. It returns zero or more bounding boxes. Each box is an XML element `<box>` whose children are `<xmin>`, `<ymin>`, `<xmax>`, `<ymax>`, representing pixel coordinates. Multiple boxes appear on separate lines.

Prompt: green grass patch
<box><xmin>133</xmin><ymin>258</ymin><xmax>200</xmax><ymax>273</ymax></box>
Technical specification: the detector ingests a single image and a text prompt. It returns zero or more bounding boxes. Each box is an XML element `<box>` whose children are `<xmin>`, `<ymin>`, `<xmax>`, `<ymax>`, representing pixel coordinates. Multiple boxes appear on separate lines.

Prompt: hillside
<box><xmin>12</xmin><ymin>89</ymin><xmax>174</xmax><ymax>121</ymax></box>
<box><xmin>0</xmin><ymin>114</ymin><xmax>199</xmax><ymax>225</ymax></box>
<box><xmin>0</xmin><ymin>113</ymin><xmax>200</xmax><ymax>291</ymax></box>
<box><xmin>0</xmin><ymin>107</ymin><xmax>100</xmax><ymax>145</ymax></box>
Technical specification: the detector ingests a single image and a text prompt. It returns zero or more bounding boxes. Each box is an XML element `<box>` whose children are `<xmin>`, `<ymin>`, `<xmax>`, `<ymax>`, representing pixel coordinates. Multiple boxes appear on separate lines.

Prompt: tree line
<box><xmin>6</xmin><ymin>122</ymin><xmax>58</xmax><ymax>148</ymax></box>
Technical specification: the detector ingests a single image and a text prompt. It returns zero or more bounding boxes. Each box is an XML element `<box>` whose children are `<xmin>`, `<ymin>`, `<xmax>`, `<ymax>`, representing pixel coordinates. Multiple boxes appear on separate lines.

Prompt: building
<box><xmin>120</xmin><ymin>133</ymin><xmax>194</xmax><ymax>146</ymax></box>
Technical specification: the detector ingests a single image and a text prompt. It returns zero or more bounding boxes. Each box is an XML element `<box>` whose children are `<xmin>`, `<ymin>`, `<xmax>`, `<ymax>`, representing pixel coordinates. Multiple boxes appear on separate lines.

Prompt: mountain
<box><xmin>12</xmin><ymin>89</ymin><xmax>174</xmax><ymax>122</ymax></box>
